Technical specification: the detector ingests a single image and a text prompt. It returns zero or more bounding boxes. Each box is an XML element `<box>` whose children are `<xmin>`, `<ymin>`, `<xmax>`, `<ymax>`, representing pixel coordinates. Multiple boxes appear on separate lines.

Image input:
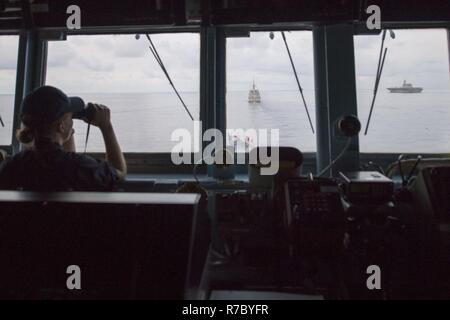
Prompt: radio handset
<box><xmin>73</xmin><ymin>103</ymin><xmax>96</xmax><ymax>153</ymax></box>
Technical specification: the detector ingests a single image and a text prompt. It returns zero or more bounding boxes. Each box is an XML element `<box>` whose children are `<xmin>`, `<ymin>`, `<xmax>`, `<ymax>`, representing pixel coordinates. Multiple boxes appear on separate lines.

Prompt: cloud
<box><xmin>0</xmin><ymin>36</ymin><xmax>19</xmax><ymax>70</ymax></box>
<box><xmin>227</xmin><ymin>31</ymin><xmax>315</xmax><ymax>91</ymax></box>
<box><xmin>1</xmin><ymin>29</ymin><xmax>449</xmax><ymax>94</ymax></box>
<box><xmin>355</xmin><ymin>29</ymin><xmax>450</xmax><ymax>90</ymax></box>
<box><xmin>77</xmin><ymin>56</ymin><xmax>115</xmax><ymax>72</ymax></box>
<box><xmin>47</xmin><ymin>43</ymin><xmax>73</xmax><ymax>68</ymax></box>
<box><xmin>113</xmin><ymin>36</ymin><xmax>147</xmax><ymax>58</ymax></box>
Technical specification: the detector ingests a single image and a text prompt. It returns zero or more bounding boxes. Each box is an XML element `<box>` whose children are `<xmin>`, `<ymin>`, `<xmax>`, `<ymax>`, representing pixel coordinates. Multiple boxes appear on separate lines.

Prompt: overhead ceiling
<box><xmin>1</xmin><ymin>0</ymin><xmax>449</xmax><ymax>31</ymax></box>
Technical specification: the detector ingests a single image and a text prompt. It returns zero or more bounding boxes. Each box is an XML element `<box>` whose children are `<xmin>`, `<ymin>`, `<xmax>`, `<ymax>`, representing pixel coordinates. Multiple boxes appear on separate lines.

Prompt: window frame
<box><xmin>2</xmin><ymin>24</ymin><xmax>449</xmax><ymax>176</ymax></box>
<box><xmin>46</xmin><ymin>25</ymin><xmax>320</xmax><ymax>174</ymax></box>
<box><xmin>222</xmin><ymin>25</ymin><xmax>318</xmax><ymax>174</ymax></box>
<box><xmin>44</xmin><ymin>29</ymin><xmax>202</xmax><ymax>155</ymax></box>
<box><xmin>353</xmin><ymin>25</ymin><xmax>450</xmax><ymax>168</ymax></box>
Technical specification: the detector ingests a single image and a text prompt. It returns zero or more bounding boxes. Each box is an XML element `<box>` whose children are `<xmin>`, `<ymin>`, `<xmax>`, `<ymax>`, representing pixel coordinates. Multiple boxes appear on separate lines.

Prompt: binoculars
<box><xmin>73</xmin><ymin>103</ymin><xmax>96</xmax><ymax>122</ymax></box>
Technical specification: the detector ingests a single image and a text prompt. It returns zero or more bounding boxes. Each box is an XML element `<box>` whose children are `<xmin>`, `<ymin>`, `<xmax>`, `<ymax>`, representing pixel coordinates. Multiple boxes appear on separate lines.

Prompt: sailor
<box><xmin>0</xmin><ymin>86</ymin><xmax>127</xmax><ymax>191</ymax></box>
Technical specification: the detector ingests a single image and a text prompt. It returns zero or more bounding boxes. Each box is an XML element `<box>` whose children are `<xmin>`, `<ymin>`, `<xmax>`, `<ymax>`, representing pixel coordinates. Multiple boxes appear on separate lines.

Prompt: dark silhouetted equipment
<box><xmin>410</xmin><ymin>165</ymin><xmax>450</xmax><ymax>222</ymax></box>
<box><xmin>409</xmin><ymin>165</ymin><xmax>450</xmax><ymax>296</ymax></box>
<box><xmin>284</xmin><ymin>177</ymin><xmax>344</xmax><ymax>257</ymax></box>
<box><xmin>337</xmin><ymin>115</ymin><xmax>361</xmax><ymax>137</ymax></box>
<box><xmin>0</xmin><ymin>191</ymin><xmax>208</xmax><ymax>300</ymax></box>
<box><xmin>248</xmin><ymin>146</ymin><xmax>303</xmax><ymax>189</ymax></box>
<box><xmin>339</xmin><ymin>171</ymin><xmax>394</xmax><ymax>204</ymax></box>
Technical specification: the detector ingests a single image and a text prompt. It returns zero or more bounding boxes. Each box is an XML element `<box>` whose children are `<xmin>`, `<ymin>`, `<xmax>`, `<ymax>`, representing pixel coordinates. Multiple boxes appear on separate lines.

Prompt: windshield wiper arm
<box><xmin>143</xmin><ymin>34</ymin><xmax>194</xmax><ymax>121</ymax></box>
<box><xmin>281</xmin><ymin>31</ymin><xmax>315</xmax><ymax>134</ymax></box>
<box><xmin>364</xmin><ymin>29</ymin><xmax>392</xmax><ymax>135</ymax></box>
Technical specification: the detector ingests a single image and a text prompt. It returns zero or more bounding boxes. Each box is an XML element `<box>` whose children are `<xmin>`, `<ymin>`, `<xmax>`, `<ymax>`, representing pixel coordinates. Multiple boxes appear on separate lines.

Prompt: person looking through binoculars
<box><xmin>0</xmin><ymin>86</ymin><xmax>127</xmax><ymax>191</ymax></box>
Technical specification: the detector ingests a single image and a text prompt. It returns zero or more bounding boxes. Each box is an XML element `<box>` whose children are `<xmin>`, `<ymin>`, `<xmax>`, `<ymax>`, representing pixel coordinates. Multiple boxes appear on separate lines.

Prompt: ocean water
<box><xmin>1</xmin><ymin>90</ymin><xmax>450</xmax><ymax>154</ymax></box>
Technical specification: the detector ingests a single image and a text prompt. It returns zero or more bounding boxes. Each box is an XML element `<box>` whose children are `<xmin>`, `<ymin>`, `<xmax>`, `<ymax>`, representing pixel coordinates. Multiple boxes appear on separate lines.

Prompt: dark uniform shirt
<box><xmin>0</xmin><ymin>142</ymin><xmax>119</xmax><ymax>191</ymax></box>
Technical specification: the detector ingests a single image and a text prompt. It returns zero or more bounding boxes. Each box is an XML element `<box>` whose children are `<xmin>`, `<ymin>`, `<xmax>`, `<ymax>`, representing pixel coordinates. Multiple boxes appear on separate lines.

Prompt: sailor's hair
<box><xmin>16</xmin><ymin>126</ymin><xmax>34</xmax><ymax>144</ymax></box>
<box><xmin>16</xmin><ymin>113</ymin><xmax>55</xmax><ymax>145</ymax></box>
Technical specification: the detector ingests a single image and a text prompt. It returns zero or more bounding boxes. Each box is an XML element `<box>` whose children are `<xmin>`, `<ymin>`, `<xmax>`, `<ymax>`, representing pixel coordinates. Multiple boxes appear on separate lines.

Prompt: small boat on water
<box><xmin>388</xmin><ymin>80</ymin><xmax>423</xmax><ymax>93</ymax></box>
<box><xmin>228</xmin><ymin>133</ymin><xmax>254</xmax><ymax>152</ymax></box>
<box><xmin>248</xmin><ymin>81</ymin><xmax>261</xmax><ymax>103</ymax></box>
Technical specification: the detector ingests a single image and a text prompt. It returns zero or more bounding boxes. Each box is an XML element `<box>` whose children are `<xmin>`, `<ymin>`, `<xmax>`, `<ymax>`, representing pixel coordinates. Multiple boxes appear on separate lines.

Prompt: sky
<box><xmin>0</xmin><ymin>29</ymin><xmax>449</xmax><ymax>95</ymax></box>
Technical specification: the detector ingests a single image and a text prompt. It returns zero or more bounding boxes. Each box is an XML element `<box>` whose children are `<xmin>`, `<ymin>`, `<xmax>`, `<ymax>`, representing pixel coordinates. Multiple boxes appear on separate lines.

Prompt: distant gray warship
<box><xmin>248</xmin><ymin>80</ymin><xmax>261</xmax><ymax>103</ymax></box>
<box><xmin>388</xmin><ymin>80</ymin><xmax>423</xmax><ymax>93</ymax></box>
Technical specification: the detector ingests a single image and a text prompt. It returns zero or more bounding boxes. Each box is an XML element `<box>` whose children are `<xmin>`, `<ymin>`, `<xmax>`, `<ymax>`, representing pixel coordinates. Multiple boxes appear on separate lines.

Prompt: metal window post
<box><xmin>11</xmin><ymin>30</ymin><xmax>47</xmax><ymax>153</ymax></box>
<box><xmin>447</xmin><ymin>29</ymin><xmax>450</xmax><ymax>76</ymax></box>
<box><xmin>200</xmin><ymin>26</ymin><xmax>226</xmax><ymax>139</ymax></box>
<box><xmin>313</xmin><ymin>24</ymin><xmax>360</xmax><ymax>176</ymax></box>
<box><xmin>215</xmin><ymin>27</ymin><xmax>227</xmax><ymax>134</ymax></box>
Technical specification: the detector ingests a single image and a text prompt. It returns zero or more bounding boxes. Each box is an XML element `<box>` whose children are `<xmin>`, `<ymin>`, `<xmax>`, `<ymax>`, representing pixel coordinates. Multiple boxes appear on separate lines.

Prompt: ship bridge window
<box><xmin>355</xmin><ymin>29</ymin><xmax>450</xmax><ymax>154</ymax></box>
<box><xmin>0</xmin><ymin>35</ymin><xmax>19</xmax><ymax>146</ymax></box>
<box><xmin>46</xmin><ymin>33</ymin><xmax>200</xmax><ymax>153</ymax></box>
<box><xmin>226</xmin><ymin>31</ymin><xmax>316</xmax><ymax>153</ymax></box>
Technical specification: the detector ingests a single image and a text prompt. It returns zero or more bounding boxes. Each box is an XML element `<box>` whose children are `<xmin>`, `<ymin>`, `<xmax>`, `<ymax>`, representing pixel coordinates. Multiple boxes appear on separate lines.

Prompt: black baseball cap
<box><xmin>21</xmin><ymin>86</ymin><xmax>85</xmax><ymax>124</ymax></box>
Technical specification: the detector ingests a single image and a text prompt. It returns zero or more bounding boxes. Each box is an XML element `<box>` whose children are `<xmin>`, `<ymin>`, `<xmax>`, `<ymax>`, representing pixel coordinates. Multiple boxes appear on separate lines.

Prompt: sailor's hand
<box><xmin>86</xmin><ymin>103</ymin><xmax>112</xmax><ymax>130</ymax></box>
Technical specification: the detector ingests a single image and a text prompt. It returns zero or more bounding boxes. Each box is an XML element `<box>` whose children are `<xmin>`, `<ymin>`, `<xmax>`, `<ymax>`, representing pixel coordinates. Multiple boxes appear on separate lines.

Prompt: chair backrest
<box><xmin>0</xmin><ymin>191</ymin><xmax>205</xmax><ymax>299</ymax></box>
<box><xmin>0</xmin><ymin>149</ymin><xmax>7</xmax><ymax>162</ymax></box>
<box><xmin>248</xmin><ymin>146</ymin><xmax>304</xmax><ymax>189</ymax></box>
